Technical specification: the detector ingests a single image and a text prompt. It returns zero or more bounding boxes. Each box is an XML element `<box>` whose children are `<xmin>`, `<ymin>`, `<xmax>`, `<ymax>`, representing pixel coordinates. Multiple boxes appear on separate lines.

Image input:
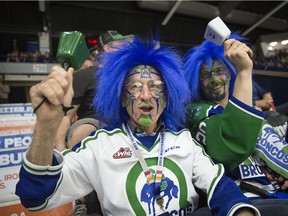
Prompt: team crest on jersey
<box><xmin>126</xmin><ymin>158</ymin><xmax>192</xmax><ymax>215</ymax></box>
<box><xmin>140</xmin><ymin>169</ymin><xmax>179</xmax><ymax>215</ymax></box>
<box><xmin>191</xmin><ymin>106</ymin><xmax>202</xmax><ymax>120</ymax></box>
<box><xmin>113</xmin><ymin>147</ymin><xmax>132</xmax><ymax>159</ymax></box>
<box><xmin>255</xmin><ymin>123</ymin><xmax>288</xmax><ymax>174</ymax></box>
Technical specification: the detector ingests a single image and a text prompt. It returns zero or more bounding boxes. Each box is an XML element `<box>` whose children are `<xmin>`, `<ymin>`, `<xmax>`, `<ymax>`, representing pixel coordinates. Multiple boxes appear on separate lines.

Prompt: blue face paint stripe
<box><xmin>127</xmin><ymin>71</ymin><xmax>160</xmax><ymax>77</ymax></box>
<box><xmin>150</xmin><ymin>72</ymin><xmax>160</xmax><ymax>77</ymax></box>
<box><xmin>127</xmin><ymin>72</ymin><xmax>141</xmax><ymax>77</ymax></box>
<box><xmin>126</xmin><ymin>92</ymin><xmax>136</xmax><ymax>114</ymax></box>
<box><xmin>149</xmin><ymin>114</ymin><xmax>152</xmax><ymax>120</ymax></box>
<box><xmin>156</xmin><ymin>97</ymin><xmax>160</xmax><ymax>113</ymax></box>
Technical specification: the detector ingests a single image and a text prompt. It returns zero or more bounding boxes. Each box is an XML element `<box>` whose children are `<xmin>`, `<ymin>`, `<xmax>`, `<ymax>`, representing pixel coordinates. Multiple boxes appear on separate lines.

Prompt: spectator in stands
<box><xmin>56</xmin><ymin>30</ymin><xmax>133</xmax><ymax>151</ymax></box>
<box><xmin>41</xmin><ymin>51</ymin><xmax>53</xmax><ymax>63</ymax></box>
<box><xmin>5</xmin><ymin>50</ymin><xmax>56</xmax><ymax>63</ymax></box>
<box><xmin>184</xmin><ymin>35</ymin><xmax>288</xmax><ymax>215</ymax></box>
<box><xmin>253</xmin><ymin>79</ymin><xmax>288</xmax><ymax>118</ymax></box>
<box><xmin>55</xmin><ymin>30</ymin><xmax>133</xmax><ymax>216</ymax></box>
<box><xmin>31</xmin><ymin>50</ymin><xmax>40</xmax><ymax>63</ymax></box>
<box><xmin>6</xmin><ymin>51</ymin><xmax>20</xmax><ymax>62</ymax></box>
<box><xmin>16</xmin><ymin>35</ymin><xmax>261</xmax><ymax>216</ymax></box>
<box><xmin>0</xmin><ymin>74</ymin><xmax>10</xmax><ymax>104</ymax></box>
<box><xmin>79</xmin><ymin>57</ymin><xmax>94</xmax><ymax>70</ymax></box>
<box><xmin>89</xmin><ymin>47</ymin><xmax>99</xmax><ymax>65</ymax></box>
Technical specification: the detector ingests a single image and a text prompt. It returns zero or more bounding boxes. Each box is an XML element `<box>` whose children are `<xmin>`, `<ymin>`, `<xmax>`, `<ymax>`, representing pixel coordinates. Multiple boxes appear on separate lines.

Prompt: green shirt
<box><xmin>186</xmin><ymin>96</ymin><xmax>264</xmax><ymax>171</ymax></box>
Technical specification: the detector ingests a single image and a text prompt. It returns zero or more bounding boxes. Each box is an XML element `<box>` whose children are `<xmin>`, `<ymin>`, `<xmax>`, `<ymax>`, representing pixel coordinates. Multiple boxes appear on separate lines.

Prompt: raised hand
<box><xmin>224</xmin><ymin>39</ymin><xmax>253</xmax><ymax>74</ymax></box>
<box><xmin>30</xmin><ymin>65</ymin><xmax>74</xmax><ymax>124</ymax></box>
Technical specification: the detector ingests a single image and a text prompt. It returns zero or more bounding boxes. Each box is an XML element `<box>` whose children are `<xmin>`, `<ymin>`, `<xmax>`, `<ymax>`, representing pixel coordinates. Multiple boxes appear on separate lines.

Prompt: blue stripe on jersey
<box><xmin>15</xmin><ymin>155</ymin><xmax>61</xmax><ymax>209</ymax></box>
<box><xmin>230</xmin><ymin>96</ymin><xmax>264</xmax><ymax>118</ymax></box>
<box><xmin>135</xmin><ymin>133</ymin><xmax>158</xmax><ymax>149</ymax></box>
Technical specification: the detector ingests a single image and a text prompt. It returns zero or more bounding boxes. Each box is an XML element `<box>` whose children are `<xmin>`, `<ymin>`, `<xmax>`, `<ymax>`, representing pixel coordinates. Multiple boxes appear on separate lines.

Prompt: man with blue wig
<box><xmin>16</xmin><ymin>36</ymin><xmax>260</xmax><ymax>216</ymax></box>
<box><xmin>184</xmin><ymin>35</ymin><xmax>288</xmax><ymax>215</ymax></box>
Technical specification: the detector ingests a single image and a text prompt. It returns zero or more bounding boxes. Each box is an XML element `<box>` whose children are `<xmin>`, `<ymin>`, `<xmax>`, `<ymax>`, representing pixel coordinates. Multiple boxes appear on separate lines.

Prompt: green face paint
<box><xmin>142</xmin><ymin>101</ymin><xmax>151</xmax><ymax>105</ymax></box>
<box><xmin>211</xmin><ymin>72</ymin><xmax>217</xmax><ymax>83</ymax></box>
<box><xmin>139</xmin><ymin>115</ymin><xmax>152</xmax><ymax>126</ymax></box>
<box><xmin>125</xmin><ymin>95</ymin><xmax>132</xmax><ymax>107</ymax></box>
<box><xmin>159</xmin><ymin>96</ymin><xmax>165</xmax><ymax>108</ymax></box>
<box><xmin>200</xmin><ymin>60</ymin><xmax>232</xmax><ymax>102</ymax></box>
<box><xmin>200</xmin><ymin>62</ymin><xmax>228</xmax><ymax>81</ymax></box>
<box><xmin>202</xmin><ymin>78</ymin><xmax>230</xmax><ymax>101</ymax></box>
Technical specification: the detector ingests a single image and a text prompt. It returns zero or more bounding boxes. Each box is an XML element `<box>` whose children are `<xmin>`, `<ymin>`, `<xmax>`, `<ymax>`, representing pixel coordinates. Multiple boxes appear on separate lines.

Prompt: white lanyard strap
<box><xmin>124</xmin><ymin>123</ymin><xmax>165</xmax><ymax>186</ymax></box>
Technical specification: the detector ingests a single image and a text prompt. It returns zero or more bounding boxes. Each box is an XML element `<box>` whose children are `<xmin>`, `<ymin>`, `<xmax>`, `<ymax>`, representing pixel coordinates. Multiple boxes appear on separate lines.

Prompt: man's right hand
<box><xmin>224</xmin><ymin>39</ymin><xmax>253</xmax><ymax>74</ymax></box>
<box><xmin>225</xmin><ymin>39</ymin><xmax>254</xmax><ymax>107</ymax></box>
<box><xmin>30</xmin><ymin>66</ymin><xmax>74</xmax><ymax>125</ymax></box>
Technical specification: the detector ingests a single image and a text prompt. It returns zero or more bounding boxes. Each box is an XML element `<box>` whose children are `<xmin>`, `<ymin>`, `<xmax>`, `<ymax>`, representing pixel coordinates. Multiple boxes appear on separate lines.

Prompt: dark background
<box><xmin>1</xmin><ymin>1</ymin><xmax>288</xmax><ymax>105</ymax></box>
<box><xmin>0</xmin><ymin>1</ymin><xmax>287</xmax><ymax>55</ymax></box>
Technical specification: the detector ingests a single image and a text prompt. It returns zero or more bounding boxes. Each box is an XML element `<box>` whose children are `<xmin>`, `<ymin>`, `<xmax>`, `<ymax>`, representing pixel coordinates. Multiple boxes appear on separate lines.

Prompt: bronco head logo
<box><xmin>262</xmin><ymin>125</ymin><xmax>286</xmax><ymax>145</ymax></box>
<box><xmin>140</xmin><ymin>169</ymin><xmax>179</xmax><ymax>215</ymax></box>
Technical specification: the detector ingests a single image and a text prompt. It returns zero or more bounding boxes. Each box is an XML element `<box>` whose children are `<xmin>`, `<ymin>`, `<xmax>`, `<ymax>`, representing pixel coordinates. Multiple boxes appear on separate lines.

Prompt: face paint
<box><xmin>138</xmin><ymin>114</ymin><xmax>152</xmax><ymax>126</ymax></box>
<box><xmin>122</xmin><ymin>65</ymin><xmax>167</xmax><ymax>133</ymax></box>
<box><xmin>200</xmin><ymin>64</ymin><xmax>229</xmax><ymax>81</ymax></box>
<box><xmin>211</xmin><ymin>72</ymin><xmax>217</xmax><ymax>83</ymax></box>
<box><xmin>202</xmin><ymin>78</ymin><xmax>230</xmax><ymax>101</ymax></box>
<box><xmin>200</xmin><ymin>61</ymin><xmax>231</xmax><ymax>102</ymax></box>
<box><xmin>155</xmin><ymin>92</ymin><xmax>160</xmax><ymax>113</ymax></box>
<box><xmin>137</xmin><ymin>100</ymin><xmax>153</xmax><ymax>126</ymax></box>
<box><xmin>130</xmin><ymin>93</ymin><xmax>135</xmax><ymax>114</ymax></box>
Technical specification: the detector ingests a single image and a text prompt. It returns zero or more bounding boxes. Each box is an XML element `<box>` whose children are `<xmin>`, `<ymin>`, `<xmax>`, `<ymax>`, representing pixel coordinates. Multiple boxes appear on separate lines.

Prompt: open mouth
<box><xmin>140</xmin><ymin>106</ymin><xmax>153</xmax><ymax>113</ymax></box>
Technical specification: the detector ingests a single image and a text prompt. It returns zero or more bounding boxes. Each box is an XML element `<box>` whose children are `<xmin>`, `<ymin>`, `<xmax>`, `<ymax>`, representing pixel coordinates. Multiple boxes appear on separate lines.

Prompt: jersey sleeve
<box><xmin>186</xmin><ymin>96</ymin><xmax>264</xmax><ymax>171</ymax></box>
<box><xmin>191</xmin><ymin>138</ymin><xmax>260</xmax><ymax>216</ymax></box>
<box><xmin>16</xmin><ymin>147</ymin><xmax>96</xmax><ymax>211</ymax></box>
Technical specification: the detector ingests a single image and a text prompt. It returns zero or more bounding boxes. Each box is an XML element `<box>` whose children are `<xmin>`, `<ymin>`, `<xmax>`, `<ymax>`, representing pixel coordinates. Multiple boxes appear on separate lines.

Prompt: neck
<box><xmin>212</xmin><ymin>92</ymin><xmax>229</xmax><ymax>107</ymax></box>
<box><xmin>128</xmin><ymin>120</ymin><xmax>158</xmax><ymax>136</ymax></box>
<box><xmin>215</xmin><ymin>99</ymin><xmax>228</xmax><ymax>107</ymax></box>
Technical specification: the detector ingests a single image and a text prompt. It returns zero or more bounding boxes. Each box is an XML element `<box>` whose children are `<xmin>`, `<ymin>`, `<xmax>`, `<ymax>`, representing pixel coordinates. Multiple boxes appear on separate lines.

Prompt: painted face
<box><xmin>200</xmin><ymin>60</ymin><xmax>231</xmax><ymax>102</ymax></box>
<box><xmin>122</xmin><ymin>65</ymin><xmax>167</xmax><ymax>130</ymax></box>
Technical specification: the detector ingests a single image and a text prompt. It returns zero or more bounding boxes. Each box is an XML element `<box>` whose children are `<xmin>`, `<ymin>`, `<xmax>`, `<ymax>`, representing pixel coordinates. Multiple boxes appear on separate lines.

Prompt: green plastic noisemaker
<box><xmin>56</xmin><ymin>31</ymin><xmax>89</xmax><ymax>70</ymax></box>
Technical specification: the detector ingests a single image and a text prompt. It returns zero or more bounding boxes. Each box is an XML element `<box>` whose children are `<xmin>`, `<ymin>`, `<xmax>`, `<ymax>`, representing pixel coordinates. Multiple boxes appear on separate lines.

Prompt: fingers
<box><xmin>63</xmin><ymin>67</ymin><xmax>74</xmax><ymax>107</ymax></box>
<box><xmin>224</xmin><ymin>39</ymin><xmax>253</xmax><ymax>59</ymax></box>
<box><xmin>224</xmin><ymin>39</ymin><xmax>253</xmax><ymax>73</ymax></box>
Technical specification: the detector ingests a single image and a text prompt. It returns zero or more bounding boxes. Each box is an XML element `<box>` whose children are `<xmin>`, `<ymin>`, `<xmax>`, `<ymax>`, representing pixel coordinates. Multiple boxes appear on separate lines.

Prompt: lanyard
<box><xmin>124</xmin><ymin>123</ymin><xmax>165</xmax><ymax>209</ymax></box>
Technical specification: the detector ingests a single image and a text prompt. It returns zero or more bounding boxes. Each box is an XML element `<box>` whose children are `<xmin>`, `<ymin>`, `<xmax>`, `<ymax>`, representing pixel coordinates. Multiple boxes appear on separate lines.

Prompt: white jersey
<box><xmin>17</xmin><ymin>124</ymin><xmax>259</xmax><ymax>216</ymax></box>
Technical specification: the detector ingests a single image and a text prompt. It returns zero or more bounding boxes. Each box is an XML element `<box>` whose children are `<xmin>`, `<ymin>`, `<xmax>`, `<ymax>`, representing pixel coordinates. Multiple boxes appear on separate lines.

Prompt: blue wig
<box><xmin>183</xmin><ymin>33</ymin><xmax>248</xmax><ymax>102</ymax></box>
<box><xmin>93</xmin><ymin>36</ymin><xmax>190</xmax><ymax>131</ymax></box>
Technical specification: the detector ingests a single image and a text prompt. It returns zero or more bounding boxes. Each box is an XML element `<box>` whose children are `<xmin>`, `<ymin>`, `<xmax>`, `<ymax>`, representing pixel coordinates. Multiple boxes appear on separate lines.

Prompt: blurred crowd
<box><xmin>1</xmin><ymin>40</ymin><xmax>287</xmax><ymax>72</ymax></box>
<box><xmin>5</xmin><ymin>50</ymin><xmax>57</xmax><ymax>63</ymax></box>
<box><xmin>3</xmin><ymin>48</ymin><xmax>99</xmax><ymax>65</ymax></box>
